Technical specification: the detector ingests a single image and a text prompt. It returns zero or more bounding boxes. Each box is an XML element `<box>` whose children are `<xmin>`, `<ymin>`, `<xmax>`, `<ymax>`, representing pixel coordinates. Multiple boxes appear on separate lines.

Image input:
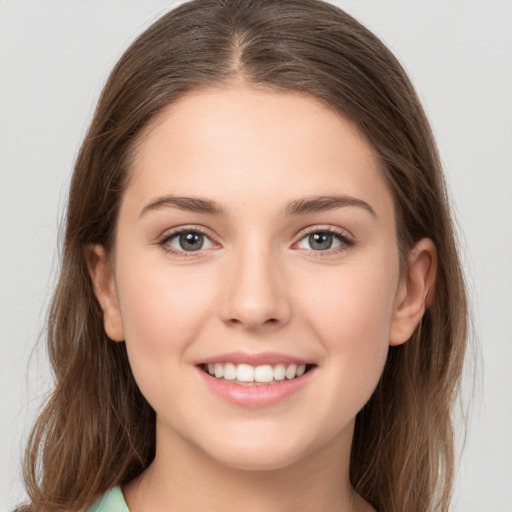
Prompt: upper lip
<box><xmin>196</xmin><ymin>351</ymin><xmax>314</xmax><ymax>366</ymax></box>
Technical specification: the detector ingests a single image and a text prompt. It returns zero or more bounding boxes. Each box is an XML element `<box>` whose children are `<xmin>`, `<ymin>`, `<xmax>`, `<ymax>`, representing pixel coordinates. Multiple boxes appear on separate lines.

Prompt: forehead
<box><xmin>124</xmin><ymin>85</ymin><xmax>394</xmax><ymax>220</ymax></box>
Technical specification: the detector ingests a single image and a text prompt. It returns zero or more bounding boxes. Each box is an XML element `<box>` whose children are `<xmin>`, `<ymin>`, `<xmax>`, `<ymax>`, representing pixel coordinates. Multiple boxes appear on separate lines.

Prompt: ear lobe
<box><xmin>389</xmin><ymin>238</ymin><xmax>437</xmax><ymax>347</ymax></box>
<box><xmin>85</xmin><ymin>244</ymin><xmax>125</xmax><ymax>342</ymax></box>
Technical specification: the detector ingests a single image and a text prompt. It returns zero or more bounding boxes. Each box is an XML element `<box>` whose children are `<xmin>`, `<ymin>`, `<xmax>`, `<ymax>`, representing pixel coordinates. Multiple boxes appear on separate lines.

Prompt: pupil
<box><xmin>309</xmin><ymin>232</ymin><xmax>332</xmax><ymax>250</ymax></box>
<box><xmin>179</xmin><ymin>232</ymin><xmax>203</xmax><ymax>251</ymax></box>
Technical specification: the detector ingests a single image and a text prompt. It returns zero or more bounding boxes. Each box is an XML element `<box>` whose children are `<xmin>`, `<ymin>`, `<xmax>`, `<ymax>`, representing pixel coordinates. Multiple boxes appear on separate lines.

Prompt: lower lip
<box><xmin>196</xmin><ymin>366</ymin><xmax>316</xmax><ymax>408</ymax></box>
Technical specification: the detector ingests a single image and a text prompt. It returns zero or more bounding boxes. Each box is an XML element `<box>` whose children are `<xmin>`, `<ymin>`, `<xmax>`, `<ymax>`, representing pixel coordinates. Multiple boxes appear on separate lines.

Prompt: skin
<box><xmin>87</xmin><ymin>85</ymin><xmax>436</xmax><ymax>512</ymax></box>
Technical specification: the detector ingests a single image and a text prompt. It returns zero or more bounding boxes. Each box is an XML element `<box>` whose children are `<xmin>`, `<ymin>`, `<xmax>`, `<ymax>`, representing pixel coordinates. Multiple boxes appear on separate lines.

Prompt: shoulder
<box><xmin>87</xmin><ymin>486</ymin><xmax>129</xmax><ymax>512</ymax></box>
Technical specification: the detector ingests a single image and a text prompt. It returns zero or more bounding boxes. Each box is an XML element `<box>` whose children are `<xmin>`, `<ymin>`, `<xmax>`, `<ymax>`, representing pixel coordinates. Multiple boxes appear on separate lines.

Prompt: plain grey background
<box><xmin>1</xmin><ymin>1</ymin><xmax>511</xmax><ymax>510</ymax></box>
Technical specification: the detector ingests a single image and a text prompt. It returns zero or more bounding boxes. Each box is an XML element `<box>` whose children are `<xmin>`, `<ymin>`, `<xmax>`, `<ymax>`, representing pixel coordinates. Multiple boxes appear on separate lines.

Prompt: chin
<box><xmin>209</xmin><ymin>446</ymin><xmax>305</xmax><ymax>472</ymax></box>
<box><xmin>194</xmin><ymin>425</ymin><xmax>324</xmax><ymax>472</ymax></box>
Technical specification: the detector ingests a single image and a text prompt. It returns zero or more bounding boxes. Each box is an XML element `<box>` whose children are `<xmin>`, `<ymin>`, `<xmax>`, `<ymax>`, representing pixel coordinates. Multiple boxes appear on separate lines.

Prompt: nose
<box><xmin>219</xmin><ymin>244</ymin><xmax>292</xmax><ymax>332</ymax></box>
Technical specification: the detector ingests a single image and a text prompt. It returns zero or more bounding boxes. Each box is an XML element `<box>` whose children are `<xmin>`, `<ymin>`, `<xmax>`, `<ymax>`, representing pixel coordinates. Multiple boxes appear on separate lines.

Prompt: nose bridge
<box><xmin>220</xmin><ymin>234</ymin><xmax>291</xmax><ymax>330</ymax></box>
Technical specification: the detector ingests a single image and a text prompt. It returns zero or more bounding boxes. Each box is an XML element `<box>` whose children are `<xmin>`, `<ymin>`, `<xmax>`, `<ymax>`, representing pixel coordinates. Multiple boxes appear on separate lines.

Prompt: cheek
<box><xmin>299</xmin><ymin>258</ymin><xmax>399</xmax><ymax>405</ymax></box>
<box><xmin>114</xmin><ymin>257</ymin><xmax>218</xmax><ymax>384</ymax></box>
<box><xmin>305</xmin><ymin>258</ymin><xmax>398</xmax><ymax>341</ymax></box>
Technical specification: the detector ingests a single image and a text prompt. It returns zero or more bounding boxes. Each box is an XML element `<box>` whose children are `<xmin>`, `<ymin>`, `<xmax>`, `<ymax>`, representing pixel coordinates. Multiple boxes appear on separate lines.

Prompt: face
<box><xmin>89</xmin><ymin>85</ymin><xmax>433</xmax><ymax>472</ymax></box>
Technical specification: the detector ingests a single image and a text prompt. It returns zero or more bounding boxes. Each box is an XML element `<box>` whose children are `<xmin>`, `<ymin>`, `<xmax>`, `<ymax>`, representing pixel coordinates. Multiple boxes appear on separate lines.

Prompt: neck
<box><xmin>123</xmin><ymin>418</ymin><xmax>372</xmax><ymax>512</ymax></box>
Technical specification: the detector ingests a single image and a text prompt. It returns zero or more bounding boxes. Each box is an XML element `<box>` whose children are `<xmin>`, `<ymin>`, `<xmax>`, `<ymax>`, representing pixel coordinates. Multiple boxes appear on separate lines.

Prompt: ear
<box><xmin>85</xmin><ymin>244</ymin><xmax>125</xmax><ymax>342</ymax></box>
<box><xmin>389</xmin><ymin>238</ymin><xmax>437</xmax><ymax>347</ymax></box>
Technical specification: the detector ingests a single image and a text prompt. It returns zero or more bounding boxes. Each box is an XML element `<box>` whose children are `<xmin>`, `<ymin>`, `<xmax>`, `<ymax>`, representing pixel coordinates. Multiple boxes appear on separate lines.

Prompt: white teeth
<box><xmin>273</xmin><ymin>364</ymin><xmax>286</xmax><ymax>381</ymax></box>
<box><xmin>205</xmin><ymin>362</ymin><xmax>310</xmax><ymax>383</ymax></box>
<box><xmin>285</xmin><ymin>364</ymin><xmax>297</xmax><ymax>380</ymax></box>
<box><xmin>224</xmin><ymin>362</ymin><xmax>237</xmax><ymax>380</ymax></box>
<box><xmin>254</xmin><ymin>364</ymin><xmax>273</xmax><ymax>383</ymax></box>
<box><xmin>214</xmin><ymin>363</ymin><xmax>224</xmax><ymax>379</ymax></box>
<box><xmin>236</xmin><ymin>364</ymin><xmax>254</xmax><ymax>382</ymax></box>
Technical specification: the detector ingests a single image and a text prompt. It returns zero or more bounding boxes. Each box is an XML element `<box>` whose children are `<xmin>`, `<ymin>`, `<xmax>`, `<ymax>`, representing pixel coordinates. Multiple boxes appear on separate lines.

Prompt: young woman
<box><xmin>18</xmin><ymin>1</ymin><xmax>468</xmax><ymax>511</ymax></box>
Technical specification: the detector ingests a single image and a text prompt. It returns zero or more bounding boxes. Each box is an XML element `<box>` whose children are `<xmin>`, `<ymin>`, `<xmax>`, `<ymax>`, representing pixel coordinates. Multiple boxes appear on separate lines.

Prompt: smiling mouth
<box><xmin>199</xmin><ymin>362</ymin><xmax>316</xmax><ymax>385</ymax></box>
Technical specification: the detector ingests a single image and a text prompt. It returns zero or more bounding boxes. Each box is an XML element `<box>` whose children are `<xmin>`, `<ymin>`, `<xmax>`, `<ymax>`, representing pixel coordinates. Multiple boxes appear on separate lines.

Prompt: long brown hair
<box><xmin>20</xmin><ymin>1</ymin><xmax>468</xmax><ymax>510</ymax></box>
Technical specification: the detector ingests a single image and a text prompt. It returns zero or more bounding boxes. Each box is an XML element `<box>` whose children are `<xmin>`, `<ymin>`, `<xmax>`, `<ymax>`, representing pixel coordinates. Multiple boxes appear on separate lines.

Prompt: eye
<box><xmin>159</xmin><ymin>227</ymin><xmax>216</xmax><ymax>256</ymax></box>
<box><xmin>296</xmin><ymin>228</ymin><xmax>354</xmax><ymax>254</ymax></box>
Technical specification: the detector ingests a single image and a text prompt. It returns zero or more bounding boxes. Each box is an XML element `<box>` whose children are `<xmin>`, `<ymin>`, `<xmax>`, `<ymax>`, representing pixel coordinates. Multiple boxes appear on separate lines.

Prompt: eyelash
<box><xmin>298</xmin><ymin>226</ymin><xmax>355</xmax><ymax>258</ymax></box>
<box><xmin>157</xmin><ymin>225</ymin><xmax>355</xmax><ymax>259</ymax></box>
<box><xmin>158</xmin><ymin>226</ymin><xmax>215</xmax><ymax>258</ymax></box>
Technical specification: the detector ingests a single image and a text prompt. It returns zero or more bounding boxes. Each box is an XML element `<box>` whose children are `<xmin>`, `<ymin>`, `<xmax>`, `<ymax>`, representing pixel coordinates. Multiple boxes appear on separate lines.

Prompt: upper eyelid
<box><xmin>159</xmin><ymin>224</ymin><xmax>352</xmax><ymax>242</ymax></box>
<box><xmin>295</xmin><ymin>226</ymin><xmax>354</xmax><ymax>249</ymax></box>
<box><xmin>157</xmin><ymin>224</ymin><xmax>355</xmax><ymax>255</ymax></box>
<box><xmin>298</xmin><ymin>224</ymin><xmax>353</xmax><ymax>238</ymax></box>
<box><xmin>159</xmin><ymin>225</ymin><xmax>216</xmax><ymax>242</ymax></box>
<box><xmin>158</xmin><ymin>226</ymin><xmax>218</xmax><ymax>257</ymax></box>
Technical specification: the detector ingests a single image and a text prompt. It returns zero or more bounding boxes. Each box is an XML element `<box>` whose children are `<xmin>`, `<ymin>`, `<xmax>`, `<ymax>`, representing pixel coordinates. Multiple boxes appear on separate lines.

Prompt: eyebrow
<box><xmin>139</xmin><ymin>194</ymin><xmax>376</xmax><ymax>218</ymax></box>
<box><xmin>283</xmin><ymin>195</ymin><xmax>376</xmax><ymax>217</ymax></box>
<box><xmin>140</xmin><ymin>195</ymin><xmax>227</xmax><ymax>217</ymax></box>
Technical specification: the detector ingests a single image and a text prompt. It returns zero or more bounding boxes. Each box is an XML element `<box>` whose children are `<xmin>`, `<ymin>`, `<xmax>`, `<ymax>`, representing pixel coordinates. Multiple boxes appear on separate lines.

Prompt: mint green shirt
<box><xmin>87</xmin><ymin>486</ymin><xmax>129</xmax><ymax>512</ymax></box>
